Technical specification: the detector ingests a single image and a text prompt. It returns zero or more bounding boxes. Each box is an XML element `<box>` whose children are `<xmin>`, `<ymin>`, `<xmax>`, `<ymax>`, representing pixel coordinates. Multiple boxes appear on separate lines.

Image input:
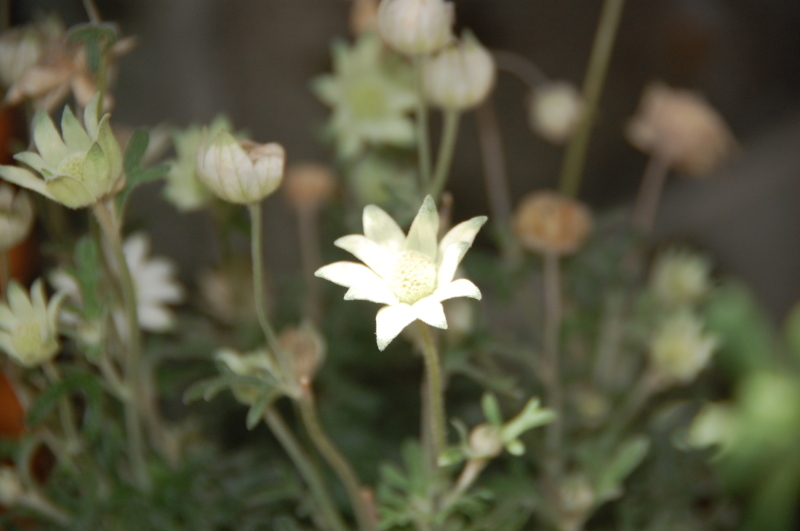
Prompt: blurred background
<box><xmin>8</xmin><ymin>0</ymin><xmax>800</xmax><ymax>319</ymax></box>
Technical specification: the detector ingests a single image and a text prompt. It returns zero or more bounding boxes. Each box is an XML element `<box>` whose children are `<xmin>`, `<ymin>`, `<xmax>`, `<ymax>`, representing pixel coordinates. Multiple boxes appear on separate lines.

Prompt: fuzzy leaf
<box><xmin>26</xmin><ymin>371</ymin><xmax>103</xmax><ymax>439</ymax></box>
<box><xmin>595</xmin><ymin>435</ymin><xmax>651</xmax><ymax>502</ymax></box>
<box><xmin>183</xmin><ymin>377</ymin><xmax>230</xmax><ymax>404</ymax></box>
<box><xmin>481</xmin><ymin>392</ymin><xmax>503</xmax><ymax>427</ymax></box>
<box><xmin>116</xmin><ymin>129</ymin><xmax>169</xmax><ymax>210</ymax></box>
<box><xmin>245</xmin><ymin>386</ymin><xmax>276</xmax><ymax>430</ymax></box>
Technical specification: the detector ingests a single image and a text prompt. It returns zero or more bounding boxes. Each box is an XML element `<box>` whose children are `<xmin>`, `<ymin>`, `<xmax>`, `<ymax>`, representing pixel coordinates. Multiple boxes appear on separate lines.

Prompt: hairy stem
<box><xmin>414</xmin><ymin>56</ymin><xmax>432</xmax><ymax>189</ymax></box>
<box><xmin>631</xmin><ymin>154</ymin><xmax>671</xmax><ymax>234</ymax></box>
<box><xmin>42</xmin><ymin>362</ymin><xmax>82</xmax><ymax>457</ymax></box>
<box><xmin>417</xmin><ymin>322</ymin><xmax>446</xmax><ymax>469</ymax></box>
<box><xmin>559</xmin><ymin>0</ymin><xmax>627</xmax><ymax>197</ymax></box>
<box><xmin>429</xmin><ymin>110</ymin><xmax>461</xmax><ymax>201</ymax></box>
<box><xmin>493</xmin><ymin>50</ymin><xmax>549</xmax><ymax>88</ymax></box>
<box><xmin>297</xmin><ymin>208</ymin><xmax>323</xmax><ymax>323</ymax></box>
<box><xmin>82</xmin><ymin>0</ymin><xmax>101</xmax><ymax>23</ymax></box>
<box><xmin>299</xmin><ymin>390</ymin><xmax>374</xmax><ymax>531</ymax></box>
<box><xmin>92</xmin><ymin>201</ymin><xmax>150</xmax><ymax>490</ymax></box>
<box><xmin>264</xmin><ymin>407</ymin><xmax>350</xmax><ymax>531</ymax></box>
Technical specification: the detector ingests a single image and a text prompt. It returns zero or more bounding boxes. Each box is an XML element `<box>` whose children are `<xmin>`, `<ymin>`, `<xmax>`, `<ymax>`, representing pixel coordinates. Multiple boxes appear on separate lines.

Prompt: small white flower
<box><xmin>650</xmin><ymin>310</ymin><xmax>717</xmax><ymax>384</ymax></box>
<box><xmin>123</xmin><ymin>233</ymin><xmax>184</xmax><ymax>332</ymax></box>
<box><xmin>0</xmin><ymin>279</ymin><xmax>65</xmax><ymax>367</ymax></box>
<box><xmin>378</xmin><ymin>0</ymin><xmax>454</xmax><ymax>56</ymax></box>
<box><xmin>528</xmin><ymin>81</ymin><xmax>583</xmax><ymax>144</ymax></box>
<box><xmin>315</xmin><ymin>195</ymin><xmax>486</xmax><ymax>350</ymax></box>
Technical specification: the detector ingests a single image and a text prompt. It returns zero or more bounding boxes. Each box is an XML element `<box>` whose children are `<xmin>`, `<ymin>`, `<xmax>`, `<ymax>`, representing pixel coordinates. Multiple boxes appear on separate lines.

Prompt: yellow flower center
<box><xmin>57</xmin><ymin>153</ymin><xmax>86</xmax><ymax>179</ymax></box>
<box><xmin>347</xmin><ymin>80</ymin><xmax>388</xmax><ymax>120</ymax></box>
<box><xmin>12</xmin><ymin>320</ymin><xmax>57</xmax><ymax>366</ymax></box>
<box><xmin>388</xmin><ymin>251</ymin><xmax>437</xmax><ymax>304</ymax></box>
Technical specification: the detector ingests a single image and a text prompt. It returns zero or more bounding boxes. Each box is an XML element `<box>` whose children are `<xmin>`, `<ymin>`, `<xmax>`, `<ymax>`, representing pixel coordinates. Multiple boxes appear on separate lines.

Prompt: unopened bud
<box><xmin>467</xmin><ymin>423</ymin><xmax>503</xmax><ymax>459</ymax></box>
<box><xmin>422</xmin><ymin>31</ymin><xmax>495</xmax><ymax>111</ymax></box>
<box><xmin>196</xmin><ymin>129</ymin><xmax>285</xmax><ymax>204</ymax></box>
<box><xmin>351</xmin><ymin>0</ymin><xmax>380</xmax><ymax>36</ymax></box>
<box><xmin>528</xmin><ymin>81</ymin><xmax>583</xmax><ymax>144</ymax></box>
<box><xmin>284</xmin><ymin>163</ymin><xmax>336</xmax><ymax>212</ymax></box>
<box><xmin>650</xmin><ymin>249</ymin><xmax>711</xmax><ymax>308</ymax></box>
<box><xmin>378</xmin><ymin>0</ymin><xmax>454</xmax><ymax>56</ymax></box>
<box><xmin>279</xmin><ymin>324</ymin><xmax>326</xmax><ymax>391</ymax></box>
<box><xmin>513</xmin><ymin>191</ymin><xmax>593</xmax><ymax>256</ymax></box>
<box><xmin>0</xmin><ymin>184</ymin><xmax>33</xmax><ymax>251</ymax></box>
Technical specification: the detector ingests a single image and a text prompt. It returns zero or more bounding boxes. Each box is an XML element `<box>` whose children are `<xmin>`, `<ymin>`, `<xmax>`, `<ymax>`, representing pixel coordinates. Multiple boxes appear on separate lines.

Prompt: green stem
<box><xmin>299</xmin><ymin>391</ymin><xmax>374</xmax><ymax>531</ymax></box>
<box><xmin>19</xmin><ymin>492</ymin><xmax>72</xmax><ymax>526</ymax></box>
<box><xmin>417</xmin><ymin>322</ymin><xmax>446</xmax><ymax>468</ymax></box>
<box><xmin>92</xmin><ymin>201</ymin><xmax>150</xmax><ymax>491</ymax></box>
<box><xmin>559</xmin><ymin>0</ymin><xmax>627</xmax><ymax>197</ymax></box>
<box><xmin>42</xmin><ymin>362</ymin><xmax>82</xmax><ymax>457</ymax></box>
<box><xmin>82</xmin><ymin>0</ymin><xmax>102</xmax><ymax>23</ymax></box>
<box><xmin>264</xmin><ymin>407</ymin><xmax>350</xmax><ymax>531</ymax></box>
<box><xmin>248</xmin><ymin>203</ymin><xmax>292</xmax><ymax>376</ymax></box>
<box><xmin>542</xmin><ymin>253</ymin><xmax>564</xmax><ymax>484</ymax></box>
<box><xmin>414</xmin><ymin>56</ymin><xmax>432</xmax><ymax>189</ymax></box>
<box><xmin>429</xmin><ymin>110</ymin><xmax>461</xmax><ymax>201</ymax></box>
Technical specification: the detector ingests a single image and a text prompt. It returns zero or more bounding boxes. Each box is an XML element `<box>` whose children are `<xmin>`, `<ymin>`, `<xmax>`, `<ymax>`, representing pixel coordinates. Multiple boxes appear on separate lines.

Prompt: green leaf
<box><xmin>783</xmin><ymin>302</ymin><xmax>800</xmax><ymax>365</ymax></box>
<box><xmin>595</xmin><ymin>435</ymin><xmax>650</xmax><ymax>502</ymax></box>
<box><xmin>481</xmin><ymin>392</ymin><xmax>503</xmax><ymax>427</ymax></box>
<box><xmin>245</xmin><ymin>385</ymin><xmax>276</xmax><ymax>430</ymax></box>
<box><xmin>116</xmin><ymin>129</ymin><xmax>170</xmax><ymax>210</ymax></box>
<box><xmin>26</xmin><ymin>371</ymin><xmax>103</xmax><ymax>439</ymax></box>
<box><xmin>182</xmin><ymin>377</ymin><xmax>230</xmax><ymax>404</ymax></box>
<box><xmin>66</xmin><ymin>23</ymin><xmax>119</xmax><ymax>74</ymax></box>
<box><xmin>379</xmin><ymin>463</ymin><xmax>410</xmax><ymax>490</ymax></box>
<box><xmin>437</xmin><ymin>447</ymin><xmax>465</xmax><ymax>467</ymax></box>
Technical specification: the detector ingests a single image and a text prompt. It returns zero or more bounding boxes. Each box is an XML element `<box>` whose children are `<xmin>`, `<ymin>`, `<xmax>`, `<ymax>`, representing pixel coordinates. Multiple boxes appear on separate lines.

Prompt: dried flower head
<box><xmin>315</xmin><ymin>195</ymin><xmax>486</xmax><ymax>350</ymax></box>
<box><xmin>351</xmin><ymin>0</ymin><xmax>380</xmax><ymax>36</ymax></box>
<box><xmin>313</xmin><ymin>33</ymin><xmax>418</xmax><ymax>159</ymax></box>
<box><xmin>0</xmin><ymin>18</ymin><xmax>54</xmax><ymax>88</ymax></box>
<box><xmin>195</xmin><ymin>128</ymin><xmax>285</xmax><ymax>204</ymax></box>
<box><xmin>650</xmin><ymin>248</ymin><xmax>712</xmax><ymax>308</ymax></box>
<box><xmin>650</xmin><ymin>310</ymin><xmax>717</xmax><ymax>384</ymax></box>
<box><xmin>626</xmin><ymin>83</ymin><xmax>736</xmax><ymax>177</ymax></box>
<box><xmin>0</xmin><ymin>279</ymin><xmax>65</xmax><ymax>367</ymax></box>
<box><xmin>284</xmin><ymin>163</ymin><xmax>336</xmax><ymax>212</ymax></box>
<box><xmin>0</xmin><ymin>93</ymin><xmax>124</xmax><ymax>209</ymax></box>
<box><xmin>0</xmin><ymin>184</ymin><xmax>33</xmax><ymax>251</ymax></box>
<box><xmin>378</xmin><ymin>0</ymin><xmax>454</xmax><ymax>56</ymax></box>
<box><xmin>513</xmin><ymin>191</ymin><xmax>592</xmax><ymax>255</ymax></box>
<box><xmin>279</xmin><ymin>324</ymin><xmax>327</xmax><ymax>390</ymax></box>
<box><xmin>528</xmin><ymin>81</ymin><xmax>583</xmax><ymax>144</ymax></box>
<box><xmin>423</xmin><ymin>31</ymin><xmax>496</xmax><ymax>111</ymax></box>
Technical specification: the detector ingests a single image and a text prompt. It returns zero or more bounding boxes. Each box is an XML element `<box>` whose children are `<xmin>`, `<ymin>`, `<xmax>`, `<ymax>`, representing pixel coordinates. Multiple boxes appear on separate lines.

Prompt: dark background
<box><xmin>11</xmin><ymin>0</ymin><xmax>800</xmax><ymax>319</ymax></box>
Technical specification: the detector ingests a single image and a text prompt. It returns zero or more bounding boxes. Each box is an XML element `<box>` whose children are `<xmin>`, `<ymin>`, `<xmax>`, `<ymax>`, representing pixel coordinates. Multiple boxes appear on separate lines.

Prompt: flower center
<box><xmin>12</xmin><ymin>320</ymin><xmax>55</xmax><ymax>365</ymax></box>
<box><xmin>347</xmin><ymin>79</ymin><xmax>388</xmax><ymax>120</ymax></box>
<box><xmin>57</xmin><ymin>153</ymin><xmax>86</xmax><ymax>179</ymax></box>
<box><xmin>387</xmin><ymin>251</ymin><xmax>437</xmax><ymax>304</ymax></box>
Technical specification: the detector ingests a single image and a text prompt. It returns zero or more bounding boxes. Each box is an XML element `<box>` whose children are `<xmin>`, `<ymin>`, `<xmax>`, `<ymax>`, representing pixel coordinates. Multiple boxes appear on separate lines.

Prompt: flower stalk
<box><xmin>631</xmin><ymin>154</ymin><xmax>670</xmax><ymax>234</ymax></box>
<box><xmin>429</xmin><ymin>109</ymin><xmax>460</xmax><ymax>200</ymax></box>
<box><xmin>418</xmin><ymin>321</ymin><xmax>446</xmax><ymax>468</ymax></box>
<box><xmin>414</xmin><ymin>57</ymin><xmax>432</xmax><ymax>188</ymax></box>
<box><xmin>542</xmin><ymin>252</ymin><xmax>564</xmax><ymax>482</ymax></box>
<box><xmin>559</xmin><ymin>0</ymin><xmax>626</xmax><ymax>198</ymax></box>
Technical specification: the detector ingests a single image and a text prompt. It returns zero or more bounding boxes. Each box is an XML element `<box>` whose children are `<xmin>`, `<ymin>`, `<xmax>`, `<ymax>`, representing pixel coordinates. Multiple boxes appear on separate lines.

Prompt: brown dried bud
<box><xmin>513</xmin><ymin>191</ymin><xmax>592</xmax><ymax>255</ymax></box>
<box><xmin>351</xmin><ymin>0</ymin><xmax>380</xmax><ymax>36</ymax></box>
<box><xmin>626</xmin><ymin>83</ymin><xmax>736</xmax><ymax>178</ymax></box>
<box><xmin>279</xmin><ymin>324</ymin><xmax>327</xmax><ymax>388</ymax></box>
<box><xmin>284</xmin><ymin>163</ymin><xmax>336</xmax><ymax>212</ymax></box>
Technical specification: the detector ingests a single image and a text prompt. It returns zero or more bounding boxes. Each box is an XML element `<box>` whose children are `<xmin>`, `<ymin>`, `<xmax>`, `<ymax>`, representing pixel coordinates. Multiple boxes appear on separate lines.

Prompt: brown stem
<box><xmin>297</xmin><ymin>208</ymin><xmax>322</xmax><ymax>323</ymax></box>
<box><xmin>631</xmin><ymin>154</ymin><xmax>671</xmax><ymax>234</ymax></box>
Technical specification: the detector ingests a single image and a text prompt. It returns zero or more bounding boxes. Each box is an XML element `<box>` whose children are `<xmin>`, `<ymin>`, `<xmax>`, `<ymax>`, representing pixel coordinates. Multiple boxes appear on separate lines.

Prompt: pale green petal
<box><xmin>363</xmin><ymin>204</ymin><xmax>406</xmax><ymax>253</ymax></box>
<box><xmin>45</xmin><ymin>174</ymin><xmax>96</xmax><ymax>209</ymax></box>
<box><xmin>30</xmin><ymin>279</ymin><xmax>47</xmax><ymax>314</ymax></box>
<box><xmin>7</xmin><ymin>281</ymin><xmax>34</xmax><ymax>320</ymax></box>
<box><xmin>83</xmin><ymin>92</ymin><xmax>101</xmax><ymax>138</ymax></box>
<box><xmin>368</xmin><ymin>118</ymin><xmax>415</xmax><ymax>145</ymax></box>
<box><xmin>315</xmin><ymin>261</ymin><xmax>377</xmax><ymax>289</ymax></box>
<box><xmin>14</xmin><ymin>152</ymin><xmax>51</xmax><ymax>175</ymax></box>
<box><xmin>437</xmin><ymin>242</ymin><xmax>469</xmax><ymax>287</ymax></box>
<box><xmin>334</xmin><ymin>234</ymin><xmax>394</xmax><ymax>278</ymax></box>
<box><xmin>46</xmin><ymin>291</ymin><xmax>67</xmax><ymax>330</ymax></box>
<box><xmin>0</xmin><ymin>165</ymin><xmax>54</xmax><ymax>200</ymax></box>
<box><xmin>32</xmin><ymin>110</ymin><xmax>68</xmax><ymax>168</ymax></box>
<box><xmin>0</xmin><ymin>332</ymin><xmax>16</xmax><ymax>358</ymax></box>
<box><xmin>96</xmin><ymin>116</ymin><xmax>122</xmax><ymax>181</ymax></box>
<box><xmin>404</xmin><ymin>195</ymin><xmax>439</xmax><ymax>259</ymax></box>
<box><xmin>81</xmin><ymin>142</ymin><xmax>111</xmax><ymax>197</ymax></box>
<box><xmin>344</xmin><ymin>274</ymin><xmax>399</xmax><ymax>306</ymax></box>
<box><xmin>375</xmin><ymin>303</ymin><xmax>416</xmax><ymax>351</ymax></box>
<box><xmin>432</xmin><ymin>279</ymin><xmax>482</xmax><ymax>302</ymax></box>
<box><xmin>311</xmin><ymin>76</ymin><xmax>339</xmax><ymax>105</ymax></box>
<box><xmin>60</xmin><ymin>106</ymin><xmax>92</xmax><ymax>152</ymax></box>
<box><xmin>0</xmin><ymin>304</ymin><xmax>17</xmax><ymax>330</ymax></box>
<box><xmin>412</xmin><ymin>298</ymin><xmax>447</xmax><ymax>329</ymax></box>
<box><xmin>438</xmin><ymin>216</ymin><xmax>487</xmax><ymax>265</ymax></box>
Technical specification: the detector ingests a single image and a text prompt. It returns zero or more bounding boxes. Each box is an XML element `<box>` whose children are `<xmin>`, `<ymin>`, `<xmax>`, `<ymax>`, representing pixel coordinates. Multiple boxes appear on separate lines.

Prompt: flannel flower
<box><xmin>315</xmin><ymin>195</ymin><xmax>486</xmax><ymax>350</ymax></box>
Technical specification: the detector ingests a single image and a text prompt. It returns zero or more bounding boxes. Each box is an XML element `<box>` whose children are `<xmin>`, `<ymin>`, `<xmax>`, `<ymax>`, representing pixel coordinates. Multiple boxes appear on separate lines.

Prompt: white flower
<box><xmin>650</xmin><ymin>310</ymin><xmax>717</xmax><ymax>384</ymax></box>
<box><xmin>528</xmin><ymin>81</ymin><xmax>583</xmax><ymax>144</ymax></box>
<box><xmin>0</xmin><ymin>279</ymin><xmax>65</xmax><ymax>367</ymax></box>
<box><xmin>123</xmin><ymin>233</ymin><xmax>184</xmax><ymax>332</ymax></box>
<box><xmin>315</xmin><ymin>195</ymin><xmax>486</xmax><ymax>350</ymax></box>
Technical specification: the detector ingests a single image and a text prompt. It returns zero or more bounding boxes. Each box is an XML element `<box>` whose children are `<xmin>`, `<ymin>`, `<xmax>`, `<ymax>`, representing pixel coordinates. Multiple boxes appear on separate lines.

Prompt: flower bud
<box><xmin>0</xmin><ymin>26</ymin><xmax>44</xmax><ymax>87</ymax></box>
<box><xmin>650</xmin><ymin>310</ymin><xmax>717</xmax><ymax>384</ymax></box>
<box><xmin>626</xmin><ymin>83</ymin><xmax>736</xmax><ymax>177</ymax></box>
<box><xmin>284</xmin><ymin>163</ymin><xmax>336</xmax><ymax>212</ymax></box>
<box><xmin>650</xmin><ymin>249</ymin><xmax>711</xmax><ymax>308</ymax></box>
<box><xmin>528</xmin><ymin>81</ymin><xmax>583</xmax><ymax>144</ymax></box>
<box><xmin>423</xmin><ymin>31</ymin><xmax>495</xmax><ymax>110</ymax></box>
<box><xmin>513</xmin><ymin>191</ymin><xmax>593</xmax><ymax>256</ymax></box>
<box><xmin>0</xmin><ymin>279</ymin><xmax>65</xmax><ymax>367</ymax></box>
<box><xmin>0</xmin><ymin>93</ymin><xmax>124</xmax><ymax>209</ymax></box>
<box><xmin>196</xmin><ymin>129</ymin><xmax>285</xmax><ymax>204</ymax></box>
<box><xmin>467</xmin><ymin>423</ymin><xmax>504</xmax><ymax>459</ymax></box>
<box><xmin>0</xmin><ymin>184</ymin><xmax>33</xmax><ymax>251</ymax></box>
<box><xmin>0</xmin><ymin>466</ymin><xmax>24</xmax><ymax>506</ymax></box>
<box><xmin>378</xmin><ymin>0</ymin><xmax>454</xmax><ymax>56</ymax></box>
<box><xmin>559</xmin><ymin>473</ymin><xmax>595</xmax><ymax>517</ymax></box>
<box><xmin>215</xmin><ymin>347</ymin><xmax>276</xmax><ymax>405</ymax></box>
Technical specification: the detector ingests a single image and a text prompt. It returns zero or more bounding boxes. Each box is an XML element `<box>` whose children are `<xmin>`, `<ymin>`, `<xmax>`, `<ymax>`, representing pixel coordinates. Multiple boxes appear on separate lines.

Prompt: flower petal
<box><xmin>32</xmin><ymin>110</ymin><xmax>68</xmax><ymax>168</ymax></box>
<box><xmin>375</xmin><ymin>303</ymin><xmax>417</xmax><ymax>351</ymax></box>
<box><xmin>412</xmin><ymin>297</ymin><xmax>448</xmax><ymax>329</ymax></box>
<box><xmin>437</xmin><ymin>242</ymin><xmax>469</xmax><ymax>287</ymax></box>
<box><xmin>363</xmin><ymin>204</ymin><xmax>405</xmax><ymax>253</ymax></box>
<box><xmin>61</xmin><ymin>105</ymin><xmax>92</xmax><ymax>153</ymax></box>
<box><xmin>0</xmin><ymin>165</ymin><xmax>54</xmax><ymax>200</ymax></box>
<box><xmin>344</xmin><ymin>276</ymin><xmax>398</xmax><ymax>305</ymax></box>
<box><xmin>438</xmin><ymin>215</ymin><xmax>487</xmax><ymax>266</ymax></box>
<box><xmin>315</xmin><ymin>261</ymin><xmax>380</xmax><ymax>289</ymax></box>
<box><xmin>433</xmin><ymin>278</ymin><xmax>482</xmax><ymax>302</ymax></box>
<box><xmin>334</xmin><ymin>234</ymin><xmax>394</xmax><ymax>278</ymax></box>
<box><xmin>7</xmin><ymin>281</ymin><xmax>34</xmax><ymax>320</ymax></box>
<box><xmin>404</xmin><ymin>195</ymin><xmax>439</xmax><ymax>260</ymax></box>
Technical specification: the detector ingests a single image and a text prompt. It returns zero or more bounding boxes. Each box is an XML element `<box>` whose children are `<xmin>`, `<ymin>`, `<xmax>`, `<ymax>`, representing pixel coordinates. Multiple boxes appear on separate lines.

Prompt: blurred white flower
<box><xmin>315</xmin><ymin>195</ymin><xmax>486</xmax><ymax>350</ymax></box>
<box><xmin>650</xmin><ymin>310</ymin><xmax>717</xmax><ymax>384</ymax></box>
<box><xmin>123</xmin><ymin>233</ymin><xmax>184</xmax><ymax>332</ymax></box>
